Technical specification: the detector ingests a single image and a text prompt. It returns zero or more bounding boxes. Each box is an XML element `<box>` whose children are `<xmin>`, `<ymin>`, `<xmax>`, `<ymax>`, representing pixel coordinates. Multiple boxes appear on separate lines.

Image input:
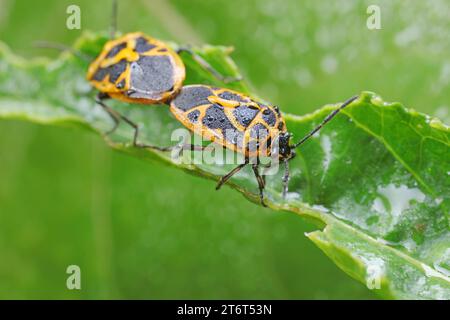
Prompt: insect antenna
<box><xmin>292</xmin><ymin>95</ymin><xmax>358</xmax><ymax>149</ymax></box>
<box><xmin>34</xmin><ymin>41</ymin><xmax>93</xmax><ymax>63</ymax></box>
<box><xmin>110</xmin><ymin>0</ymin><xmax>118</xmax><ymax>39</ymax></box>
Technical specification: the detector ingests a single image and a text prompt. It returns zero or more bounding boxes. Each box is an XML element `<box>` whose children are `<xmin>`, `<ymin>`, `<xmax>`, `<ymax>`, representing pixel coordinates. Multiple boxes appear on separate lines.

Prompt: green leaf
<box><xmin>0</xmin><ymin>32</ymin><xmax>449</xmax><ymax>299</ymax></box>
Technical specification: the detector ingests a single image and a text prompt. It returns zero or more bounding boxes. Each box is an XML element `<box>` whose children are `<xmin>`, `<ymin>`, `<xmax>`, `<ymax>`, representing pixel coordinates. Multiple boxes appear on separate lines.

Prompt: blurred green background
<box><xmin>0</xmin><ymin>0</ymin><xmax>448</xmax><ymax>299</ymax></box>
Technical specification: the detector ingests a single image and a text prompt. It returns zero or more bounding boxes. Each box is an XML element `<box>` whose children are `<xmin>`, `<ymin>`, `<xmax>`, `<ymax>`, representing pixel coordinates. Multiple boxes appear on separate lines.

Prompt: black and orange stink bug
<box><xmin>87</xmin><ymin>32</ymin><xmax>186</xmax><ymax>105</ymax></box>
<box><xmin>86</xmin><ymin>31</ymin><xmax>186</xmax><ymax>143</ymax></box>
<box><xmin>167</xmin><ymin>85</ymin><xmax>358</xmax><ymax>206</ymax></box>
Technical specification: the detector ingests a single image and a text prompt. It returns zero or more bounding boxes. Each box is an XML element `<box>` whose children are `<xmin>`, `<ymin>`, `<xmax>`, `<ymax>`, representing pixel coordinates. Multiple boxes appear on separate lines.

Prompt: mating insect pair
<box><xmin>43</xmin><ymin>1</ymin><xmax>358</xmax><ymax>207</ymax></box>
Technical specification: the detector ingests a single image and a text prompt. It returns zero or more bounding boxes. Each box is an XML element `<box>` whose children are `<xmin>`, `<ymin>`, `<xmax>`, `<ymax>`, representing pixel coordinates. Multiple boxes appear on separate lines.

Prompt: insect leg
<box><xmin>216</xmin><ymin>162</ymin><xmax>248</xmax><ymax>190</ymax></box>
<box><xmin>252</xmin><ymin>164</ymin><xmax>267</xmax><ymax>207</ymax></box>
<box><xmin>282</xmin><ymin>159</ymin><xmax>290</xmax><ymax>198</ymax></box>
<box><xmin>176</xmin><ymin>47</ymin><xmax>242</xmax><ymax>83</ymax></box>
<box><xmin>95</xmin><ymin>92</ymin><xmax>140</xmax><ymax>146</ymax></box>
<box><xmin>95</xmin><ymin>93</ymin><xmax>120</xmax><ymax>135</ymax></box>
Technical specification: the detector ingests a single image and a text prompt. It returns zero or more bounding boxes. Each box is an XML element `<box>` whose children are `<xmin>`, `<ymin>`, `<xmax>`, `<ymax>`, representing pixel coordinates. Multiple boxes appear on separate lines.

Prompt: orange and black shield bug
<box><xmin>169</xmin><ymin>85</ymin><xmax>286</xmax><ymax>159</ymax></box>
<box><xmin>167</xmin><ymin>85</ymin><xmax>358</xmax><ymax>206</ymax></box>
<box><xmin>87</xmin><ymin>32</ymin><xmax>186</xmax><ymax>105</ymax></box>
